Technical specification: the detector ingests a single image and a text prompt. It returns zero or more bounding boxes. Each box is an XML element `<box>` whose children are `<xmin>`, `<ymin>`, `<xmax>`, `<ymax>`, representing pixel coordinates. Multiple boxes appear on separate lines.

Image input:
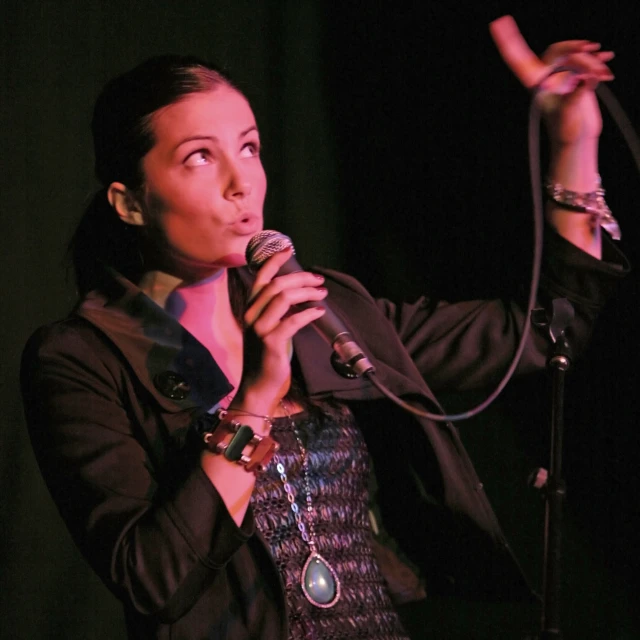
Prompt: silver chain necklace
<box><xmin>275</xmin><ymin>400</ymin><xmax>341</xmax><ymax>608</ymax></box>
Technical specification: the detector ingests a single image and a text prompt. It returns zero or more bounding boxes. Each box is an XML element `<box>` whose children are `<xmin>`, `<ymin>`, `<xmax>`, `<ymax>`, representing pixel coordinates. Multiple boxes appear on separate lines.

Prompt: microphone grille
<box><xmin>245</xmin><ymin>230</ymin><xmax>294</xmax><ymax>270</ymax></box>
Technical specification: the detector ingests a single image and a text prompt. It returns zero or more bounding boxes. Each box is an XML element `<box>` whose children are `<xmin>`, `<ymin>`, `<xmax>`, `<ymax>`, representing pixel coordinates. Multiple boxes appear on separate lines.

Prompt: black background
<box><xmin>2</xmin><ymin>1</ymin><xmax>639</xmax><ymax>638</ymax></box>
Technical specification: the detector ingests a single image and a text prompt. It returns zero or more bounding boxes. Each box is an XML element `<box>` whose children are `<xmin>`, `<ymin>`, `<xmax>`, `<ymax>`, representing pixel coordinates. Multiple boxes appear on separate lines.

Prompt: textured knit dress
<box><xmin>252</xmin><ymin>402</ymin><xmax>410</xmax><ymax>640</ymax></box>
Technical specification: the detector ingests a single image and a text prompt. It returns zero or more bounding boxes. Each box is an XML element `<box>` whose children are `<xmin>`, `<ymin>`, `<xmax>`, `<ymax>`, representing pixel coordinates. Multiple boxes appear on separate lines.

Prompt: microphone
<box><xmin>245</xmin><ymin>230</ymin><xmax>375</xmax><ymax>377</ymax></box>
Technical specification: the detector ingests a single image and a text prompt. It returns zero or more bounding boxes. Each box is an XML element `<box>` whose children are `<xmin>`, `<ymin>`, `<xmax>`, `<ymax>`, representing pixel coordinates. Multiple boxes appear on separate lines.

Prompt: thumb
<box><xmin>489</xmin><ymin>15</ymin><xmax>550</xmax><ymax>90</ymax></box>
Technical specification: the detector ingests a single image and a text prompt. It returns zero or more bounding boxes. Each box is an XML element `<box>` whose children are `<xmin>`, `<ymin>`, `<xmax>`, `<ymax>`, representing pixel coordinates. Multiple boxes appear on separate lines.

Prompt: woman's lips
<box><xmin>230</xmin><ymin>213</ymin><xmax>261</xmax><ymax>236</ymax></box>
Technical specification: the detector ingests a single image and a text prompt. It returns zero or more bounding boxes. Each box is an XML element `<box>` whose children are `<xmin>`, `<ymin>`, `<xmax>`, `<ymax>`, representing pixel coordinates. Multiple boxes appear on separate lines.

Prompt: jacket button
<box><xmin>154</xmin><ymin>371</ymin><xmax>191</xmax><ymax>400</ymax></box>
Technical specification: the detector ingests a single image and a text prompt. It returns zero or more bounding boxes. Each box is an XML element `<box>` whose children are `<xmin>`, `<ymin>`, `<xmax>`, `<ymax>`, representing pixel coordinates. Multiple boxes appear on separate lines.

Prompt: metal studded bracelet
<box><xmin>545</xmin><ymin>175</ymin><xmax>621</xmax><ymax>240</ymax></box>
<box><xmin>201</xmin><ymin>409</ymin><xmax>279</xmax><ymax>473</ymax></box>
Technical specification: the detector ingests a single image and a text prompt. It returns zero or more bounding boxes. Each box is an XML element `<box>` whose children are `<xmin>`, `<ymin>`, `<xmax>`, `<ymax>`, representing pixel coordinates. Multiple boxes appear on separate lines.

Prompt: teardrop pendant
<box><xmin>301</xmin><ymin>552</ymin><xmax>341</xmax><ymax>608</ymax></box>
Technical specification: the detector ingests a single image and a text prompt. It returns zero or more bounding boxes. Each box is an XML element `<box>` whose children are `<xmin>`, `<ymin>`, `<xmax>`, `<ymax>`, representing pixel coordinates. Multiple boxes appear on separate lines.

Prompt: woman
<box><xmin>21</xmin><ymin>19</ymin><xmax>627</xmax><ymax>640</ymax></box>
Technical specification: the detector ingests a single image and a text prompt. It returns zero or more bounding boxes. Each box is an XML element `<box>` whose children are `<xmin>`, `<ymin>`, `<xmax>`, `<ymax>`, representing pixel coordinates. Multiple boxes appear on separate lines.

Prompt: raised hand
<box><xmin>489</xmin><ymin>15</ymin><xmax>612</xmax><ymax>257</ymax></box>
<box><xmin>489</xmin><ymin>15</ymin><xmax>614</xmax><ymax>145</ymax></box>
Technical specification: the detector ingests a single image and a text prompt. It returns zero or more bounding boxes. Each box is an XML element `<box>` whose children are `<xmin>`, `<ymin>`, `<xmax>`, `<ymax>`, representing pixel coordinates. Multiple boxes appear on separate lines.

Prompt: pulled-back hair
<box><xmin>69</xmin><ymin>55</ymin><xmax>235</xmax><ymax>296</ymax></box>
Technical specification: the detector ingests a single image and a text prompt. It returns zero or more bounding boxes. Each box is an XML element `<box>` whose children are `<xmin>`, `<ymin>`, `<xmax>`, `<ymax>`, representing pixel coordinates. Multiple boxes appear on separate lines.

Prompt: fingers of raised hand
<box><xmin>489</xmin><ymin>15</ymin><xmax>548</xmax><ymax>89</ymax></box>
<box><xmin>539</xmin><ymin>50</ymin><xmax>614</xmax><ymax>96</ymax></box>
<box><xmin>542</xmin><ymin>40</ymin><xmax>599</xmax><ymax>62</ymax></box>
<box><xmin>542</xmin><ymin>40</ymin><xmax>613</xmax><ymax>63</ymax></box>
<box><xmin>543</xmin><ymin>44</ymin><xmax>614</xmax><ymax>75</ymax></box>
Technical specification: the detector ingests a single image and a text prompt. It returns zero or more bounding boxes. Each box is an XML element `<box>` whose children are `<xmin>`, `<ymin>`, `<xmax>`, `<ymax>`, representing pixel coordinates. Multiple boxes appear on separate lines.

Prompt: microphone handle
<box><xmin>278</xmin><ymin>255</ymin><xmax>375</xmax><ymax>377</ymax></box>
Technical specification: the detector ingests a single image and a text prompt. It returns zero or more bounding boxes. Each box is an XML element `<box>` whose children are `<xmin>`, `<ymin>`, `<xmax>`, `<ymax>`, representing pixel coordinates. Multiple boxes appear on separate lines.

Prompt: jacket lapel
<box><xmin>75</xmin><ymin>267</ymin><xmax>442</xmax><ymax>417</ymax></box>
<box><xmin>76</xmin><ymin>271</ymin><xmax>233</xmax><ymax>414</ymax></box>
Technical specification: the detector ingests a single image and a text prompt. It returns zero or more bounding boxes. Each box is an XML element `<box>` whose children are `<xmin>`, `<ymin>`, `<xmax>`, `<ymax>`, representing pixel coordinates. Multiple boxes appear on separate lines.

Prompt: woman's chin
<box><xmin>158</xmin><ymin>249</ymin><xmax>247</xmax><ymax>280</ymax></box>
<box><xmin>216</xmin><ymin>252</ymin><xmax>248</xmax><ymax>268</ymax></box>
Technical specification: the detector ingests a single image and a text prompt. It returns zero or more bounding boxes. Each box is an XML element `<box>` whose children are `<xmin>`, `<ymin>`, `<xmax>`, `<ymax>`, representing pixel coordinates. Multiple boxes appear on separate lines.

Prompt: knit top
<box><xmin>252</xmin><ymin>402</ymin><xmax>410</xmax><ymax>640</ymax></box>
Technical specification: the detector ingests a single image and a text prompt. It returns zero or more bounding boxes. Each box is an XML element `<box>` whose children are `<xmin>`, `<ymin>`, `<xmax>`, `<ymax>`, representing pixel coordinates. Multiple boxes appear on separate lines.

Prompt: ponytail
<box><xmin>67</xmin><ymin>189</ymin><xmax>143</xmax><ymax>296</ymax></box>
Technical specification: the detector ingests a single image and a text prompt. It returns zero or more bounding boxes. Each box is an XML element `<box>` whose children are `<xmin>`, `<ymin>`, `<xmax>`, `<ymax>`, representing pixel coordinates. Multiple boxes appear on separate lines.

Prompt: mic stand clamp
<box><xmin>529</xmin><ymin>298</ymin><xmax>575</xmax><ymax>640</ymax></box>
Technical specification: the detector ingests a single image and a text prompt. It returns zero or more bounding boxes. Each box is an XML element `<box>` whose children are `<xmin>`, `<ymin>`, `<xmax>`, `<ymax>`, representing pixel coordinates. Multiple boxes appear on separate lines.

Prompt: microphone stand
<box><xmin>529</xmin><ymin>298</ymin><xmax>575</xmax><ymax>640</ymax></box>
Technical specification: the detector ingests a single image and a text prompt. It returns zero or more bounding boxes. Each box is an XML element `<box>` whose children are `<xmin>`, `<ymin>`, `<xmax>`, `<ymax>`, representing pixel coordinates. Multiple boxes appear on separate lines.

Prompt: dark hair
<box><xmin>68</xmin><ymin>55</ymin><xmax>236</xmax><ymax>296</ymax></box>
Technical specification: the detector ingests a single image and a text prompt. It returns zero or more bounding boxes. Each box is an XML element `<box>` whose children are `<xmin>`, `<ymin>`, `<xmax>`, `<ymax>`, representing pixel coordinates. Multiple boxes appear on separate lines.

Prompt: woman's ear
<box><xmin>107</xmin><ymin>182</ymin><xmax>145</xmax><ymax>226</ymax></box>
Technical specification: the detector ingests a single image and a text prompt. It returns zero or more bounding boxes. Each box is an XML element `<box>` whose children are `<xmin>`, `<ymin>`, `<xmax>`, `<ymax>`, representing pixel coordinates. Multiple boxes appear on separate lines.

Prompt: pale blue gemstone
<box><xmin>303</xmin><ymin>557</ymin><xmax>336</xmax><ymax>605</ymax></box>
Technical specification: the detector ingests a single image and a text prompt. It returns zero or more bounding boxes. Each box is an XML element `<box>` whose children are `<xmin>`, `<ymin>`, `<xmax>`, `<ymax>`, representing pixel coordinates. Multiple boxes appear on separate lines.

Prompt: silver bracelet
<box><xmin>224</xmin><ymin>408</ymin><xmax>274</xmax><ymax>427</ymax></box>
<box><xmin>545</xmin><ymin>175</ymin><xmax>621</xmax><ymax>240</ymax></box>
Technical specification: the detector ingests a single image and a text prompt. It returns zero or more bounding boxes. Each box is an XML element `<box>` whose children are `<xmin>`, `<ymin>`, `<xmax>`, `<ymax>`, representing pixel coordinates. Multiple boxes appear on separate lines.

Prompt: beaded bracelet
<box><xmin>201</xmin><ymin>409</ymin><xmax>279</xmax><ymax>473</ymax></box>
<box><xmin>545</xmin><ymin>175</ymin><xmax>621</xmax><ymax>240</ymax></box>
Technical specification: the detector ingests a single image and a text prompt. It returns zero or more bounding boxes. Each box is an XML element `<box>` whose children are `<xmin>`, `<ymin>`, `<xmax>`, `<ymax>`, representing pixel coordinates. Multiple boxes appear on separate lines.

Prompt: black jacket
<box><xmin>21</xmin><ymin>230</ymin><xmax>627</xmax><ymax>639</ymax></box>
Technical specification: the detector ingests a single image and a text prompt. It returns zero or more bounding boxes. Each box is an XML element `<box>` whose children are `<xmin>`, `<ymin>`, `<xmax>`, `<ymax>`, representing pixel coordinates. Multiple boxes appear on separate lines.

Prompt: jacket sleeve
<box><xmin>21</xmin><ymin>319</ymin><xmax>252</xmax><ymax>622</ymax></box>
<box><xmin>374</xmin><ymin>229</ymin><xmax>628</xmax><ymax>392</ymax></box>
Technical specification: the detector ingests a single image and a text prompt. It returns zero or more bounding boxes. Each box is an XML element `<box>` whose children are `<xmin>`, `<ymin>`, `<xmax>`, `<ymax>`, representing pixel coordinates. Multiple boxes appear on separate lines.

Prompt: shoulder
<box><xmin>21</xmin><ymin>315</ymin><xmax>122</xmax><ymax>387</ymax></box>
<box><xmin>23</xmin><ymin>315</ymin><xmax>112</xmax><ymax>359</ymax></box>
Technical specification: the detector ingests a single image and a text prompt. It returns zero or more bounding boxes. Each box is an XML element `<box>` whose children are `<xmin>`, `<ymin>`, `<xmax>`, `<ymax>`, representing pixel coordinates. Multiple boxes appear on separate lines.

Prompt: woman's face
<box><xmin>140</xmin><ymin>86</ymin><xmax>267</xmax><ymax>275</ymax></box>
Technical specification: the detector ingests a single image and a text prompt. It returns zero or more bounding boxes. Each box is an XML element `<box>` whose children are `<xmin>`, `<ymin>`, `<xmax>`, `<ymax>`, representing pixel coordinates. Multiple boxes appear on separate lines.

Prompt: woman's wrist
<box><xmin>198</xmin><ymin>407</ymin><xmax>279</xmax><ymax>474</ymax></box>
<box><xmin>228</xmin><ymin>389</ymin><xmax>281</xmax><ymax>426</ymax></box>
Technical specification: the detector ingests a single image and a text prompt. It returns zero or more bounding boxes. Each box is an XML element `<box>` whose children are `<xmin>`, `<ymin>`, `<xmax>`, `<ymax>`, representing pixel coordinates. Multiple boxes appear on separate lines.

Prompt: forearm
<box><xmin>201</xmin><ymin>452</ymin><xmax>256</xmax><ymax>526</ymax></box>
<box><xmin>200</xmin><ymin>391</ymin><xmax>280</xmax><ymax>527</ymax></box>
<box><xmin>546</xmin><ymin>136</ymin><xmax>602</xmax><ymax>259</ymax></box>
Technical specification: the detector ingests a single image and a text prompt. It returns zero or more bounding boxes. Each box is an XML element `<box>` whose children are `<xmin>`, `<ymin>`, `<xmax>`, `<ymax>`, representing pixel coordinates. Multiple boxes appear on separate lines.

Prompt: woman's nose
<box><xmin>224</xmin><ymin>159</ymin><xmax>252</xmax><ymax>200</ymax></box>
<box><xmin>234</xmin><ymin>181</ymin><xmax>252</xmax><ymax>197</ymax></box>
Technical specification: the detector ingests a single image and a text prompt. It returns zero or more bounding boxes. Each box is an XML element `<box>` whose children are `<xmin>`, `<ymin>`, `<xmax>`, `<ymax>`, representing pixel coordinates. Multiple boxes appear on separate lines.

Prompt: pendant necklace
<box><xmin>276</xmin><ymin>400</ymin><xmax>341</xmax><ymax>608</ymax></box>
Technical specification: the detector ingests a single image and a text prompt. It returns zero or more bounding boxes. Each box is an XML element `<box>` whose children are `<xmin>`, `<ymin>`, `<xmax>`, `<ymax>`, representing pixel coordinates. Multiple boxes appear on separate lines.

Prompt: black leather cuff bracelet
<box><xmin>201</xmin><ymin>409</ymin><xmax>279</xmax><ymax>473</ymax></box>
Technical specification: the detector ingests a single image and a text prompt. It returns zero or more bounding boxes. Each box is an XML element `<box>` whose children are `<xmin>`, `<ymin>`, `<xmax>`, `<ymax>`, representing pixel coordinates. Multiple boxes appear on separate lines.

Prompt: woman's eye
<box><xmin>184</xmin><ymin>150</ymin><xmax>211</xmax><ymax>167</ymax></box>
<box><xmin>240</xmin><ymin>141</ymin><xmax>260</xmax><ymax>158</ymax></box>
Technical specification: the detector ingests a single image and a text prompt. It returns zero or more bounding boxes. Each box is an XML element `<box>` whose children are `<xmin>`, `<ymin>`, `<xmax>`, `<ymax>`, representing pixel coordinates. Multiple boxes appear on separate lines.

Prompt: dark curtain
<box><xmin>2</xmin><ymin>1</ymin><xmax>639</xmax><ymax>638</ymax></box>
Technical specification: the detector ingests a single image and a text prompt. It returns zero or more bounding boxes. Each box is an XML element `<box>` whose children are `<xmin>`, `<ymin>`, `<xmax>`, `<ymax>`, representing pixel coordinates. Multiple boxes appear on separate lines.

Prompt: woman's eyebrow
<box><xmin>173</xmin><ymin>135</ymin><xmax>217</xmax><ymax>152</ymax></box>
<box><xmin>173</xmin><ymin>126</ymin><xmax>258</xmax><ymax>152</ymax></box>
